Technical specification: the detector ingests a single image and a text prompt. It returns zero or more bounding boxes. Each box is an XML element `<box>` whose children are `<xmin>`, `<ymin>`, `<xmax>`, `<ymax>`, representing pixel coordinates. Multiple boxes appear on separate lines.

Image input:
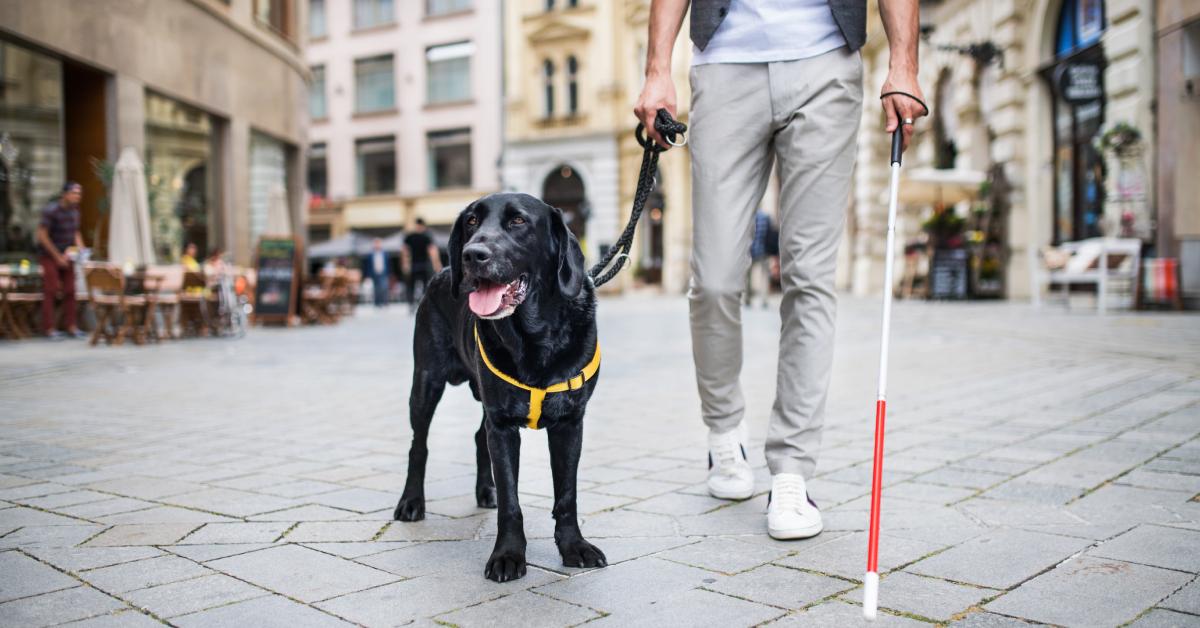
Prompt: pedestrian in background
<box><xmin>745</xmin><ymin>209</ymin><xmax>772</xmax><ymax>309</ymax></box>
<box><xmin>635</xmin><ymin>0</ymin><xmax>927</xmax><ymax>540</ymax></box>
<box><xmin>402</xmin><ymin>218</ymin><xmax>441</xmax><ymax>312</ymax></box>
<box><xmin>181</xmin><ymin>242</ymin><xmax>201</xmax><ymax>272</ymax></box>
<box><xmin>36</xmin><ymin>181</ymin><xmax>87</xmax><ymax>340</ymax></box>
<box><xmin>363</xmin><ymin>238</ymin><xmax>391</xmax><ymax>307</ymax></box>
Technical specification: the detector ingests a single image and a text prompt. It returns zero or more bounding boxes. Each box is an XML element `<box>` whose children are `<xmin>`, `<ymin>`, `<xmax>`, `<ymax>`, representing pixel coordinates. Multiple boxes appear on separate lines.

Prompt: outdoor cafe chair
<box><xmin>147</xmin><ymin>265</ymin><xmax>183</xmax><ymax>340</ymax></box>
<box><xmin>178</xmin><ymin>270</ymin><xmax>212</xmax><ymax>337</ymax></box>
<box><xmin>0</xmin><ymin>270</ymin><xmax>42</xmax><ymax>339</ymax></box>
<box><xmin>85</xmin><ymin>264</ymin><xmax>150</xmax><ymax>345</ymax></box>
<box><xmin>302</xmin><ymin>273</ymin><xmax>338</xmax><ymax>325</ymax></box>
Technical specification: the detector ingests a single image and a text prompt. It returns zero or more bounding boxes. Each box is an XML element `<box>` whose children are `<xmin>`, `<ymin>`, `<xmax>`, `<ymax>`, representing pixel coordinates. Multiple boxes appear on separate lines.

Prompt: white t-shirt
<box><xmin>692</xmin><ymin>0</ymin><xmax>846</xmax><ymax>66</ymax></box>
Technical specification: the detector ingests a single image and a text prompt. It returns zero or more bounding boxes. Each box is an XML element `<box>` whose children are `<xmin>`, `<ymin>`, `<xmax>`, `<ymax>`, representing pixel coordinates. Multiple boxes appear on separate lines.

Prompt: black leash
<box><xmin>587</xmin><ymin>109</ymin><xmax>687</xmax><ymax>287</ymax></box>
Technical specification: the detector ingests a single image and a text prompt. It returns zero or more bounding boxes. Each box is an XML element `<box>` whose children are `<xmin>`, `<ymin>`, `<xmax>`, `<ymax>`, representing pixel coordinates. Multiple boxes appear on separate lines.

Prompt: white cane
<box><xmin>863</xmin><ymin>121</ymin><xmax>910</xmax><ymax>621</ymax></box>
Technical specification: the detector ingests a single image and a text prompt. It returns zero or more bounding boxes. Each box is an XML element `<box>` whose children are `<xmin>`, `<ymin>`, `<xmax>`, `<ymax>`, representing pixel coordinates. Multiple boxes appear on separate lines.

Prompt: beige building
<box><xmin>305</xmin><ymin>0</ymin><xmax>502</xmax><ymax>241</ymax></box>
<box><xmin>502</xmin><ymin>0</ymin><xmax>698</xmax><ymax>293</ymax></box>
<box><xmin>0</xmin><ymin>0</ymin><xmax>310</xmax><ymax>266</ymax></box>
<box><xmin>850</xmin><ymin>0</ymin><xmax>1196</xmax><ymax>305</ymax></box>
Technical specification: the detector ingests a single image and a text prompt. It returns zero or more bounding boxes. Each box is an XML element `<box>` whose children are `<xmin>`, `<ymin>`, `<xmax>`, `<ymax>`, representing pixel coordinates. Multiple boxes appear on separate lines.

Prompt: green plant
<box><xmin>90</xmin><ymin>157</ymin><xmax>114</xmax><ymax>257</ymax></box>
<box><xmin>1098</xmin><ymin>122</ymin><xmax>1142</xmax><ymax>157</ymax></box>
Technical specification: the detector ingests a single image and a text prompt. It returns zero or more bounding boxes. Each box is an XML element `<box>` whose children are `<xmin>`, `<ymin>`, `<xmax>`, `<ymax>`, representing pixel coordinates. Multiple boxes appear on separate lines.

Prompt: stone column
<box><xmin>106</xmin><ymin>74</ymin><xmax>144</xmax><ymax>161</ymax></box>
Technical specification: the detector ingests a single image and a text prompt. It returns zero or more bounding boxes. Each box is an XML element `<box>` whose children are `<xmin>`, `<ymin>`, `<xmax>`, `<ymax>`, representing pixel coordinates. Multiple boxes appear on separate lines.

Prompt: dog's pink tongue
<box><xmin>469</xmin><ymin>282</ymin><xmax>507</xmax><ymax>316</ymax></box>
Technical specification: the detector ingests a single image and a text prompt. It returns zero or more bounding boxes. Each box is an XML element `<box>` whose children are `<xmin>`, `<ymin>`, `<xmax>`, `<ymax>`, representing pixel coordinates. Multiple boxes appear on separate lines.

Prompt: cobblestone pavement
<box><xmin>1</xmin><ymin>296</ymin><xmax>1199</xmax><ymax>627</ymax></box>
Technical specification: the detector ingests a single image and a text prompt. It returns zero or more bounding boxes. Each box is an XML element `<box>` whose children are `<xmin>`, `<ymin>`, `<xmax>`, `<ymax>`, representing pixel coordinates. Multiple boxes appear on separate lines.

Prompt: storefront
<box><xmin>0</xmin><ymin>39</ymin><xmax>64</xmax><ymax>260</ymax></box>
<box><xmin>144</xmin><ymin>92</ymin><xmax>216</xmax><ymax>263</ymax></box>
<box><xmin>1041</xmin><ymin>0</ymin><xmax>1110</xmax><ymax>245</ymax></box>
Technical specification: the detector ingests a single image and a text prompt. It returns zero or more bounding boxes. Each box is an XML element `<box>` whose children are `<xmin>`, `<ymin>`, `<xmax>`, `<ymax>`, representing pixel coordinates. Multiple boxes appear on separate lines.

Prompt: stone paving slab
<box><xmin>0</xmin><ymin>585</ymin><xmax>127</xmax><ymax>627</ymax></box>
<box><xmin>985</xmin><ymin>555</ymin><xmax>1193</xmax><ymax>627</ymax></box>
<box><xmin>1</xmin><ymin>297</ymin><xmax>1198</xmax><ymax>626</ymax></box>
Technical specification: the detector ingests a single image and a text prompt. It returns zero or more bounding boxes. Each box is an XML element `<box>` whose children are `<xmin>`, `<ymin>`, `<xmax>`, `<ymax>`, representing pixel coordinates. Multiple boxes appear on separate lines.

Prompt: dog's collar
<box><xmin>474</xmin><ymin>323</ymin><xmax>601</xmax><ymax>429</ymax></box>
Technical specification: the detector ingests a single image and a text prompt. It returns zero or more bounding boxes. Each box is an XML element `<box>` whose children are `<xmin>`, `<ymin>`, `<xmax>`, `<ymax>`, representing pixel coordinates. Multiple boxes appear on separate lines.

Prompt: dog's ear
<box><xmin>551</xmin><ymin>207</ymin><xmax>586</xmax><ymax>298</ymax></box>
<box><xmin>448</xmin><ymin>209</ymin><xmax>467</xmax><ymax>295</ymax></box>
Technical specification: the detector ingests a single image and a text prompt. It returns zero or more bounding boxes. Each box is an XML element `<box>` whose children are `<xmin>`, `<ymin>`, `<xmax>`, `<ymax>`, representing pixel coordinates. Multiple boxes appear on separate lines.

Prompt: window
<box><xmin>428</xmin><ymin>129</ymin><xmax>472</xmax><ymax>190</ymax></box>
<box><xmin>566</xmin><ymin>56</ymin><xmax>579</xmax><ymax>116</ymax></box>
<box><xmin>307</xmin><ymin>143</ymin><xmax>327</xmax><ymax>199</ymax></box>
<box><xmin>354</xmin><ymin>0</ymin><xmax>394</xmax><ymax>29</ymax></box>
<box><xmin>356</xmin><ymin>136</ymin><xmax>396</xmax><ymax>195</ymax></box>
<box><xmin>249</xmin><ymin>132</ymin><xmax>288</xmax><ymax>244</ymax></box>
<box><xmin>254</xmin><ymin>0</ymin><xmax>292</xmax><ymax>39</ymax></box>
<box><xmin>309</xmin><ymin>65</ymin><xmax>327</xmax><ymax>119</ymax></box>
<box><xmin>309</xmin><ymin>0</ymin><xmax>326</xmax><ymax>38</ymax></box>
<box><xmin>568</xmin><ymin>0</ymin><xmax>578</xmax><ymax>7</ymax></box>
<box><xmin>545</xmin><ymin>0</ymin><xmax>554</xmax><ymax>10</ymax></box>
<box><xmin>0</xmin><ymin>40</ymin><xmax>64</xmax><ymax>258</ymax></box>
<box><xmin>145</xmin><ymin>92</ymin><xmax>215</xmax><ymax>262</ymax></box>
<box><xmin>543</xmin><ymin>59</ymin><xmax>555</xmax><ymax>118</ymax></box>
<box><xmin>355</xmin><ymin>55</ymin><xmax>395</xmax><ymax>113</ymax></box>
<box><xmin>426</xmin><ymin>42</ymin><xmax>473</xmax><ymax>104</ymax></box>
<box><xmin>427</xmin><ymin>0</ymin><xmax>471</xmax><ymax>16</ymax></box>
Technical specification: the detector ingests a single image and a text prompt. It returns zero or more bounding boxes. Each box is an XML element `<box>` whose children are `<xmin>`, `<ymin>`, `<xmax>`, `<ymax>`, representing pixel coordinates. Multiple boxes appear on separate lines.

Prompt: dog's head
<box><xmin>449</xmin><ymin>193</ymin><xmax>586</xmax><ymax>319</ymax></box>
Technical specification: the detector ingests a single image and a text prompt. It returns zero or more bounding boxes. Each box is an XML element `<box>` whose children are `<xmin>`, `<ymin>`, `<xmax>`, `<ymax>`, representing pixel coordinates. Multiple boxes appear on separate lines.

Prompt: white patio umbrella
<box><xmin>265</xmin><ymin>182</ymin><xmax>291</xmax><ymax>236</ymax></box>
<box><xmin>108</xmin><ymin>146</ymin><xmax>155</xmax><ymax>267</ymax></box>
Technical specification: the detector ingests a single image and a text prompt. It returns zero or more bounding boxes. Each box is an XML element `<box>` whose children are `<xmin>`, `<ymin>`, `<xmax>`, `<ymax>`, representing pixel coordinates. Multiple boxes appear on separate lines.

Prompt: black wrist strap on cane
<box><xmin>879</xmin><ymin>91</ymin><xmax>930</xmax><ymax>117</ymax></box>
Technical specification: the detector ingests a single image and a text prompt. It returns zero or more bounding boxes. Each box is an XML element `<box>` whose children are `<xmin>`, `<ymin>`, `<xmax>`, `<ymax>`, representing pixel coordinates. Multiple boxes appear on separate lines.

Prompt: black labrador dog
<box><xmin>393</xmin><ymin>192</ymin><xmax>607</xmax><ymax>582</ymax></box>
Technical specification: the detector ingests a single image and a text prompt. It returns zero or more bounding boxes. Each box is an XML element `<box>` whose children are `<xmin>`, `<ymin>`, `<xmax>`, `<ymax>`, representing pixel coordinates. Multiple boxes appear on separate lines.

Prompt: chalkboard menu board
<box><xmin>929</xmin><ymin>249</ymin><xmax>968</xmax><ymax>300</ymax></box>
<box><xmin>254</xmin><ymin>237</ymin><xmax>299</xmax><ymax>324</ymax></box>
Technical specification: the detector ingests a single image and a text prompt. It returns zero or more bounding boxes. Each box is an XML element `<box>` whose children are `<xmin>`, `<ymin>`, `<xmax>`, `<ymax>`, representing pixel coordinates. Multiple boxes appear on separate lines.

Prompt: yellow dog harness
<box><xmin>474</xmin><ymin>324</ymin><xmax>601</xmax><ymax>430</ymax></box>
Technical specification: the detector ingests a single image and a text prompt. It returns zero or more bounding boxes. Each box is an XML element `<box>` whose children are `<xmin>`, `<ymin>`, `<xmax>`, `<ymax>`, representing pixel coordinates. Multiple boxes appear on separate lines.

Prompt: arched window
<box><xmin>543</xmin><ymin>59</ymin><xmax>555</xmax><ymax>118</ymax></box>
<box><xmin>1055</xmin><ymin>0</ymin><xmax>1105</xmax><ymax>58</ymax></box>
<box><xmin>1043</xmin><ymin>0</ymin><xmax>1107</xmax><ymax>244</ymax></box>
<box><xmin>566</xmin><ymin>56</ymin><xmax>579</xmax><ymax>116</ymax></box>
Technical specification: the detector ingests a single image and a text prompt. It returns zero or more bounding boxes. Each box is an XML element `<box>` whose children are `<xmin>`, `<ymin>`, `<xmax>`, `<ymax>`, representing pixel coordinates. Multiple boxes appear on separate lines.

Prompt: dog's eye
<box><xmin>465</xmin><ymin>215</ymin><xmax>478</xmax><ymax>226</ymax></box>
<box><xmin>510</xmin><ymin>217</ymin><xmax>526</xmax><ymax>226</ymax></box>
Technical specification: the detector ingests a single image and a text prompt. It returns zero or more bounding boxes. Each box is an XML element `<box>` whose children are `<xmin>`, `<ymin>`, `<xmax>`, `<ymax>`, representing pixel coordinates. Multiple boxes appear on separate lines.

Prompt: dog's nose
<box><xmin>463</xmin><ymin>243</ymin><xmax>491</xmax><ymax>265</ymax></box>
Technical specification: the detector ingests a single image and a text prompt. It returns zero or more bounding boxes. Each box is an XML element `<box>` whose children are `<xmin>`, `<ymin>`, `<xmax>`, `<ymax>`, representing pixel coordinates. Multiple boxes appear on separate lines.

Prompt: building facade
<box><xmin>849</xmin><ymin>0</ymin><xmax>1195</xmax><ymax>305</ymax></box>
<box><xmin>0</xmin><ymin>0</ymin><xmax>309</xmax><ymax>266</ymax></box>
<box><xmin>502</xmin><ymin>0</ymin><xmax>696</xmax><ymax>293</ymax></box>
<box><xmin>305</xmin><ymin>0</ymin><xmax>502</xmax><ymax>241</ymax></box>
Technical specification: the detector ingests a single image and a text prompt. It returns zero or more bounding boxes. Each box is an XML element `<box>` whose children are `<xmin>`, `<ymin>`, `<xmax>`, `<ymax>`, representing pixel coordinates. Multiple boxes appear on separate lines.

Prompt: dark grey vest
<box><xmin>690</xmin><ymin>0</ymin><xmax>868</xmax><ymax>53</ymax></box>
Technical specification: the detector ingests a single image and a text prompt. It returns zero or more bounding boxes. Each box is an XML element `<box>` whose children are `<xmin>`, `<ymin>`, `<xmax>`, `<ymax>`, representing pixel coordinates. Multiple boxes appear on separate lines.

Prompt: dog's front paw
<box><xmin>393</xmin><ymin>496</ymin><xmax>425</xmax><ymax>521</ymax></box>
<box><xmin>484</xmin><ymin>550</ymin><xmax>527</xmax><ymax>582</ymax></box>
<box><xmin>559</xmin><ymin>538</ymin><xmax>607</xmax><ymax>568</ymax></box>
<box><xmin>476</xmin><ymin>484</ymin><xmax>497</xmax><ymax>509</ymax></box>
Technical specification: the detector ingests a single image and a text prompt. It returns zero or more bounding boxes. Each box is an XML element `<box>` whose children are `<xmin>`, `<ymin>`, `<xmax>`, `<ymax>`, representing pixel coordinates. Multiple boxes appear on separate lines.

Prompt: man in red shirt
<box><xmin>37</xmin><ymin>181</ymin><xmax>87</xmax><ymax>339</ymax></box>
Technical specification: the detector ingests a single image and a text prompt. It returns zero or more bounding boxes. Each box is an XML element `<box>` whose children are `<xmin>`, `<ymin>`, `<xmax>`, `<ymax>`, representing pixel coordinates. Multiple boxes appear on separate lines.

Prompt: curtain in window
<box><xmin>310</xmin><ymin>0</ymin><xmax>326</xmax><ymax>37</ymax></box>
<box><xmin>309</xmin><ymin>66</ymin><xmax>326</xmax><ymax>118</ymax></box>
<box><xmin>427</xmin><ymin>0</ymin><xmax>471</xmax><ymax>16</ymax></box>
<box><xmin>428</xmin><ymin>129</ymin><xmax>472</xmax><ymax>190</ymax></box>
<box><xmin>355</xmin><ymin>0</ymin><xmax>394</xmax><ymax>29</ymax></box>
<box><xmin>426</xmin><ymin>42</ymin><xmax>473</xmax><ymax>104</ymax></box>
<box><xmin>356</xmin><ymin>137</ymin><xmax>396</xmax><ymax>195</ymax></box>
<box><xmin>249</xmin><ymin>133</ymin><xmax>288</xmax><ymax>244</ymax></box>
<box><xmin>356</xmin><ymin>55</ymin><xmax>395</xmax><ymax>112</ymax></box>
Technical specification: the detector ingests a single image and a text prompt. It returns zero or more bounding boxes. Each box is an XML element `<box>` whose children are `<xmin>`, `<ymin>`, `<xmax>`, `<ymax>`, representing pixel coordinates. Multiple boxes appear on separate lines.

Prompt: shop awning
<box><xmin>899</xmin><ymin>168</ymin><xmax>987</xmax><ymax>206</ymax></box>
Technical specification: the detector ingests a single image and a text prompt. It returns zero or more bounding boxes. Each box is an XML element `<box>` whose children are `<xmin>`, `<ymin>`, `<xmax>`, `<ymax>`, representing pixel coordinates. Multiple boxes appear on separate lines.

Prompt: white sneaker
<box><xmin>707</xmin><ymin>423</ymin><xmax>754</xmax><ymax>500</ymax></box>
<box><xmin>767</xmin><ymin>473</ymin><xmax>823</xmax><ymax>540</ymax></box>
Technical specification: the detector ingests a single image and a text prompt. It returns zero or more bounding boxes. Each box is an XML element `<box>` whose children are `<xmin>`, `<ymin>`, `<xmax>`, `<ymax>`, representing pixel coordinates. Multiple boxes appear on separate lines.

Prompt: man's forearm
<box><xmin>646</xmin><ymin>0</ymin><xmax>689</xmax><ymax>77</ymax></box>
<box><xmin>37</xmin><ymin>228</ymin><xmax>62</xmax><ymax>260</ymax></box>
<box><xmin>879</xmin><ymin>0</ymin><xmax>919</xmax><ymax>74</ymax></box>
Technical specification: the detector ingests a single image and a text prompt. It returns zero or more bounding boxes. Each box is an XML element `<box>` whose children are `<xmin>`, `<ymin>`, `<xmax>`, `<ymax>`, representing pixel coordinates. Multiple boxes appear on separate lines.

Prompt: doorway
<box><xmin>542</xmin><ymin>164</ymin><xmax>587</xmax><ymax>244</ymax></box>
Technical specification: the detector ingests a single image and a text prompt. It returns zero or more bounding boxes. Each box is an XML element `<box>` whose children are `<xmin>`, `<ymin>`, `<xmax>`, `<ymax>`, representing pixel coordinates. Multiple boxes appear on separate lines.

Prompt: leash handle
<box><xmin>636</xmin><ymin>109</ymin><xmax>688</xmax><ymax>152</ymax></box>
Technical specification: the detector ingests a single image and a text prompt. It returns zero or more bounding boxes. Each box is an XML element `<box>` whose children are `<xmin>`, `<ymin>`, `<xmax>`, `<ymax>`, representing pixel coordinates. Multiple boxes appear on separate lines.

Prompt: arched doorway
<box><xmin>639</xmin><ymin>173</ymin><xmax>665</xmax><ymax>285</ymax></box>
<box><xmin>1038</xmin><ymin>0</ymin><xmax>1107</xmax><ymax>244</ymax></box>
<box><xmin>542</xmin><ymin>164</ymin><xmax>587</xmax><ymax>243</ymax></box>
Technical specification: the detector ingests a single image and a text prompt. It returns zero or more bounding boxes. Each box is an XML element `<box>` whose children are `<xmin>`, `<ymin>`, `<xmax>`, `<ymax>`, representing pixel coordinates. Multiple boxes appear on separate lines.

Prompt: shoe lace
<box><xmin>711</xmin><ymin>436</ymin><xmax>743</xmax><ymax>473</ymax></box>
<box><xmin>772</xmin><ymin>476</ymin><xmax>807</xmax><ymax>511</ymax></box>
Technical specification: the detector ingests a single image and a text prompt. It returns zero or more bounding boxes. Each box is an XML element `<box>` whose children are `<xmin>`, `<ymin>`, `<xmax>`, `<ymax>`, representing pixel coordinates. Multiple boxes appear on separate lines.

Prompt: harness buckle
<box><xmin>568</xmin><ymin>374</ymin><xmax>585</xmax><ymax>390</ymax></box>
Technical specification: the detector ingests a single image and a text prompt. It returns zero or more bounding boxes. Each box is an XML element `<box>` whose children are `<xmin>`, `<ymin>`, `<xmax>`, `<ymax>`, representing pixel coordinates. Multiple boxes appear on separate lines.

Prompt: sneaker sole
<box><xmin>768</xmin><ymin>521</ymin><xmax>824</xmax><ymax>540</ymax></box>
<box><xmin>708</xmin><ymin>484</ymin><xmax>754</xmax><ymax>500</ymax></box>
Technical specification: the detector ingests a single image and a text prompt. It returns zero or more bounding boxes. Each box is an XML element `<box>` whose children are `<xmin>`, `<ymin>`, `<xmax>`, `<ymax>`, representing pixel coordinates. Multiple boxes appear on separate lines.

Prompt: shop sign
<box><xmin>1058</xmin><ymin>61</ymin><xmax>1103</xmax><ymax>104</ymax></box>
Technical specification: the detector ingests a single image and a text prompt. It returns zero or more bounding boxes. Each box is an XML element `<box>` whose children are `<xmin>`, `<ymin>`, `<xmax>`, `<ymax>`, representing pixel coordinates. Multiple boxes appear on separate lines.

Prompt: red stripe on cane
<box><xmin>867</xmin><ymin>398</ymin><xmax>887</xmax><ymax>573</ymax></box>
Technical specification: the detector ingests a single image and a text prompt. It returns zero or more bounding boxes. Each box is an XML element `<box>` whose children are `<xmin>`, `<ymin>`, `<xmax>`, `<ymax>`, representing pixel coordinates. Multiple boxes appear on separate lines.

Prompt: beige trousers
<box><xmin>688</xmin><ymin>47</ymin><xmax>863</xmax><ymax>478</ymax></box>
